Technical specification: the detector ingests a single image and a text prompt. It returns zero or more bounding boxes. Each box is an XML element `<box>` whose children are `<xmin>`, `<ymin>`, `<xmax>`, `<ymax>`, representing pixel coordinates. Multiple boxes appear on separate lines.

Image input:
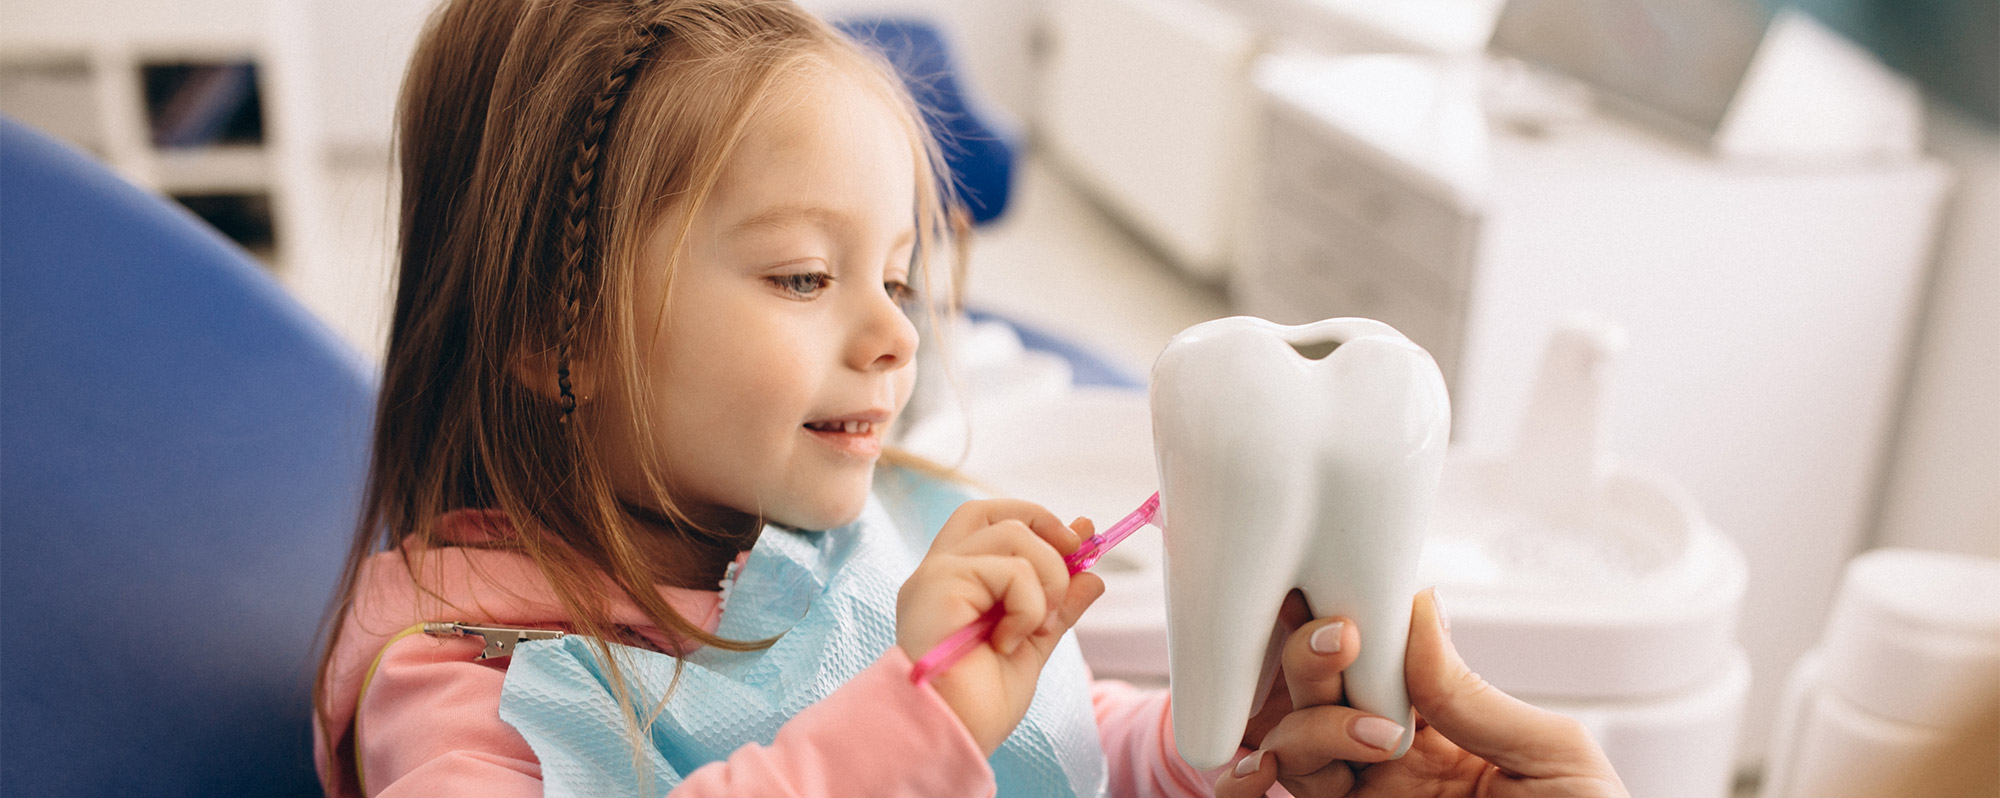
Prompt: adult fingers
<box><xmin>1211</xmin><ymin>749</ymin><xmax>1282</xmax><ymax>798</ymax></box>
<box><xmin>1282</xmin><ymin>614</ymin><xmax>1357</xmax><ymax>710</ymax></box>
<box><xmin>1405</xmin><ymin>589</ymin><xmax>1619</xmax><ymax>781</ymax></box>
<box><xmin>936</xmin><ymin>499</ymin><xmax>1081</xmax><ymax>556</ymax></box>
<box><xmin>1258</xmin><ymin>701</ymin><xmax>1407</xmax><ymax>772</ymax></box>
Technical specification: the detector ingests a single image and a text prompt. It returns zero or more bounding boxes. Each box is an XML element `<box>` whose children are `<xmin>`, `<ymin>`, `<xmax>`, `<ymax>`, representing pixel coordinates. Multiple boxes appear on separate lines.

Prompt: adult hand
<box><xmin>1215</xmin><ymin>589</ymin><xmax>1629</xmax><ymax>798</ymax></box>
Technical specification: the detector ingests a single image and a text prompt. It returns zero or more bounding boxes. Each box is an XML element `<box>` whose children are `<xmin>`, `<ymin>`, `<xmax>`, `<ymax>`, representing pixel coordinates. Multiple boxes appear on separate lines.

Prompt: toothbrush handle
<box><xmin>907</xmin><ymin>604</ymin><xmax>1004</xmax><ymax>684</ymax></box>
<box><xmin>910</xmin><ymin>493</ymin><xmax>1160</xmax><ymax>685</ymax></box>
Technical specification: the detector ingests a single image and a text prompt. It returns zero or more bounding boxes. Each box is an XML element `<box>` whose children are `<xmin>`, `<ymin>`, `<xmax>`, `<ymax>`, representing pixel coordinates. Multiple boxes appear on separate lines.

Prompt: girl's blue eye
<box><xmin>769</xmin><ymin>272</ymin><xmax>833</xmax><ymax>299</ymax></box>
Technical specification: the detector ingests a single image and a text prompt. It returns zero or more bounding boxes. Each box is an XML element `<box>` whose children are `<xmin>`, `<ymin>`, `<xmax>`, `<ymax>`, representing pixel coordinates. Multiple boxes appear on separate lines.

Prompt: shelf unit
<box><xmin>0</xmin><ymin>0</ymin><xmax>328</xmax><ymax>275</ymax></box>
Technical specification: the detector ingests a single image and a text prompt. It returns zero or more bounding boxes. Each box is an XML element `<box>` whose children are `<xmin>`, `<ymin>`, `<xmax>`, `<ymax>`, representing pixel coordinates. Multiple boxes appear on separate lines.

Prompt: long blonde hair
<box><xmin>313</xmin><ymin>0</ymin><xmax>958</xmax><ymax>790</ymax></box>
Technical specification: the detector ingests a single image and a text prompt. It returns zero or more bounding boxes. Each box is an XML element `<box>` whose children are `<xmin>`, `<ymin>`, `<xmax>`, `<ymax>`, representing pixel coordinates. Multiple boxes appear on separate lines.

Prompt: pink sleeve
<box><xmin>1092</xmin><ymin>679</ymin><xmax>1257</xmax><ymax>798</ymax></box>
<box><xmin>360</xmin><ymin>639</ymin><xmax>993</xmax><ymax>798</ymax></box>
<box><xmin>359</xmin><ymin>633</ymin><xmax>543</xmax><ymax>798</ymax></box>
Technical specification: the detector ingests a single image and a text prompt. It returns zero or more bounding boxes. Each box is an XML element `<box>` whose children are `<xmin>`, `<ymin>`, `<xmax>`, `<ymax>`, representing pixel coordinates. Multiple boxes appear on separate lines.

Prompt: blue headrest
<box><xmin>0</xmin><ymin>117</ymin><xmax>375</xmax><ymax>796</ymax></box>
<box><xmin>838</xmin><ymin>17</ymin><xmax>1017</xmax><ymax>225</ymax></box>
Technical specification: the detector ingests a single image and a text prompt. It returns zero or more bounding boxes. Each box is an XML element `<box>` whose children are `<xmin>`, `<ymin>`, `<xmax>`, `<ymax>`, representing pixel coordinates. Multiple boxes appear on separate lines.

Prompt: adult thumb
<box><xmin>1404</xmin><ymin>589</ymin><xmax>1620</xmax><ymax>782</ymax></box>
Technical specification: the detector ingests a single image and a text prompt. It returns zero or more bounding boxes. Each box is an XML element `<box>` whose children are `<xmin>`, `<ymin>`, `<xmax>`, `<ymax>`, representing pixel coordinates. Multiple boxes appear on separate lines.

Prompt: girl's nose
<box><xmin>851</xmin><ymin>287</ymin><xmax>919</xmax><ymax>372</ymax></box>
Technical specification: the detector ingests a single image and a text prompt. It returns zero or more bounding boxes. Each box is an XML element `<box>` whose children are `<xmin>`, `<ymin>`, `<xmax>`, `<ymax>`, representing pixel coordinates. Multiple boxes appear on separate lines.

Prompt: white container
<box><xmin>1422</xmin><ymin>320</ymin><xmax>1747</xmax><ymax>699</ymax></box>
<box><xmin>1540</xmin><ymin>648</ymin><xmax>1751</xmax><ymax>798</ymax></box>
<box><xmin>1819</xmin><ymin>549</ymin><xmax>2000</xmax><ymax>727</ymax></box>
<box><xmin>1761</xmin><ymin>550</ymin><xmax>2000</xmax><ymax>798</ymax></box>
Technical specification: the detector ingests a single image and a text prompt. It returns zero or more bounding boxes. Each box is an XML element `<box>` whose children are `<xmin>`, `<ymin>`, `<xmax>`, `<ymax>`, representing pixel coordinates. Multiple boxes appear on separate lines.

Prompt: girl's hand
<box><xmin>1216</xmin><ymin>589</ymin><xmax>1630</xmax><ymax>798</ymax></box>
<box><xmin>896</xmin><ymin>499</ymin><xmax>1106</xmax><ymax>756</ymax></box>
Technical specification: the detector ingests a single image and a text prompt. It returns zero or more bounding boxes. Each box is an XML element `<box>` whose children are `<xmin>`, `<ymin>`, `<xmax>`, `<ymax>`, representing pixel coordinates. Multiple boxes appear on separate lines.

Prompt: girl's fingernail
<box><xmin>1352</xmin><ymin>716</ymin><xmax>1407</xmax><ymax>751</ymax></box>
<box><xmin>1310</xmin><ymin>621</ymin><xmax>1345</xmax><ymax>654</ymax></box>
<box><xmin>1433</xmin><ymin>588</ymin><xmax>1450</xmax><ymax>634</ymax></box>
<box><xmin>1232</xmin><ymin>749</ymin><xmax>1265</xmax><ymax>778</ymax></box>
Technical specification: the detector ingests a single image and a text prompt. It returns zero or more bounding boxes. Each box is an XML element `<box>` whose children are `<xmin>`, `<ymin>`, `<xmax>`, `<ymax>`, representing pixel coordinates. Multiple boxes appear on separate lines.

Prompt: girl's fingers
<box><xmin>938</xmin><ymin>499</ymin><xmax>1081</xmax><ymax>555</ymax></box>
<box><xmin>961</xmin><ymin>555</ymin><xmax>1048</xmax><ymax>655</ymax></box>
<box><xmin>1281</xmin><ymin>615</ymin><xmax>1357</xmax><ymax>710</ymax></box>
<box><xmin>1024</xmin><ymin>571</ymin><xmax>1105</xmax><ymax>660</ymax></box>
<box><xmin>956</xmin><ymin>519</ymin><xmax>1072</xmax><ymax>624</ymax></box>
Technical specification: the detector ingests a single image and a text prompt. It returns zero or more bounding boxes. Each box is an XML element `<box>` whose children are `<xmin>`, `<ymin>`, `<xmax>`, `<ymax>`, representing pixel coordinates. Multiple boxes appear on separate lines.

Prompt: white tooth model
<box><xmin>1152</xmin><ymin>317</ymin><xmax>1450</xmax><ymax>767</ymax></box>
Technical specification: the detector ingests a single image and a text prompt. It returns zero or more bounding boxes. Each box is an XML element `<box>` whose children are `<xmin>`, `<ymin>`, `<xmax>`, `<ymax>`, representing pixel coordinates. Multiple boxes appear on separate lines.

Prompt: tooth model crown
<box><xmin>1151</xmin><ymin>317</ymin><xmax>1450</xmax><ymax>767</ymax></box>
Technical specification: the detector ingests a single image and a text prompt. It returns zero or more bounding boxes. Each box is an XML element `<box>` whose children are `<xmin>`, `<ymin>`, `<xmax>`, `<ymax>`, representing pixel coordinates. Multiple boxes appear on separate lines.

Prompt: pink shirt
<box><xmin>317</xmin><ymin>512</ymin><xmax>1247</xmax><ymax>797</ymax></box>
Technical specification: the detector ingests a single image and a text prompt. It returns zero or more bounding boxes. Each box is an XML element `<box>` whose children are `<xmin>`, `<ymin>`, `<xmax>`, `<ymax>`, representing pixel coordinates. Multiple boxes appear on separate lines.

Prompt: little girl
<box><xmin>312</xmin><ymin>1</ymin><xmax>1203</xmax><ymax>794</ymax></box>
<box><xmin>313</xmin><ymin>2</ymin><xmax>1626</xmax><ymax>797</ymax></box>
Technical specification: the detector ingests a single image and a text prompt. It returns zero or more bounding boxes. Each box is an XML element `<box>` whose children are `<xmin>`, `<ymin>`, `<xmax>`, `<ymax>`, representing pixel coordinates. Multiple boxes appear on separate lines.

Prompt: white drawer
<box><xmin>1261</xmin><ymin>109</ymin><xmax>1477</xmax><ymax>289</ymax></box>
<box><xmin>1242</xmin><ymin>205</ymin><xmax>1464</xmax><ymax>379</ymax></box>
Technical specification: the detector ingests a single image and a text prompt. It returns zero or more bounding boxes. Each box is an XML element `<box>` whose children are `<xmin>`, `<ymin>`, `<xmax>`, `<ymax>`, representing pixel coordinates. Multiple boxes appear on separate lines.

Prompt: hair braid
<box><xmin>556</xmin><ymin>21</ymin><xmax>664</xmax><ymax>423</ymax></box>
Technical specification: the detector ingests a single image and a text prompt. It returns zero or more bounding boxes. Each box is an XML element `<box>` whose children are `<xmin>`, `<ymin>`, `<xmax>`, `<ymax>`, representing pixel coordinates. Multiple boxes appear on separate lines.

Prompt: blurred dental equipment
<box><xmin>1150</xmin><ymin>316</ymin><xmax>1449</xmax><ymax>766</ymax></box>
<box><xmin>1420</xmin><ymin>318</ymin><xmax>1750</xmax><ymax>798</ymax></box>
<box><xmin>1759</xmin><ymin>549</ymin><xmax>2000</xmax><ymax>798</ymax></box>
<box><xmin>1236</xmin><ymin>45</ymin><xmax>1947</xmax><ymax>764</ymax></box>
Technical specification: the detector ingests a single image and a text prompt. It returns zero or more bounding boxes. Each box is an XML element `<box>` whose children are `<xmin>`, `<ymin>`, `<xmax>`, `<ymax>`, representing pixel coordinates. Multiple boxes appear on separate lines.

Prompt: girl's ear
<box><xmin>508</xmin><ymin>347</ymin><xmax>600</xmax><ymax>406</ymax></box>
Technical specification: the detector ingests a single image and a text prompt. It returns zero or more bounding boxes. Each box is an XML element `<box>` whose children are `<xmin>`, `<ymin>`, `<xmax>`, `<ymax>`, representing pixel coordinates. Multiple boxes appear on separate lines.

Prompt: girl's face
<box><xmin>597</xmin><ymin>63</ymin><xmax>923</xmax><ymax>532</ymax></box>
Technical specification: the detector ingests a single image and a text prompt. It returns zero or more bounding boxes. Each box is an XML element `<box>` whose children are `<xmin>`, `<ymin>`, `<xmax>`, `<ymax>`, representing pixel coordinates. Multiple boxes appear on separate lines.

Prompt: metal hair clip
<box><xmin>422</xmin><ymin>622</ymin><xmax>567</xmax><ymax>660</ymax></box>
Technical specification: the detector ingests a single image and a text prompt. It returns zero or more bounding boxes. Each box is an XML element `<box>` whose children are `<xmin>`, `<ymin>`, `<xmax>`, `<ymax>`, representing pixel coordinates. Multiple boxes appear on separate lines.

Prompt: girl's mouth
<box><xmin>803</xmin><ymin>418</ymin><xmax>884</xmax><ymax>456</ymax></box>
<box><xmin>803</xmin><ymin>420</ymin><xmax>876</xmax><ymax>435</ymax></box>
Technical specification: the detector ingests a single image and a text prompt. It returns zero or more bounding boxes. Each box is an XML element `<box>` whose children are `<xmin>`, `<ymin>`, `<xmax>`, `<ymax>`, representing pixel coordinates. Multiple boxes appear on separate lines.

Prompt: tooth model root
<box><xmin>1152</xmin><ymin>317</ymin><xmax>1448</xmax><ymax>769</ymax></box>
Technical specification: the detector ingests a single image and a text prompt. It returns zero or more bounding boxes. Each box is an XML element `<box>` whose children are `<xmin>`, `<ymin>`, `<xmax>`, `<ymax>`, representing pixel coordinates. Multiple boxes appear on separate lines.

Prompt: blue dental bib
<box><xmin>498</xmin><ymin>471</ymin><xmax>1109</xmax><ymax>797</ymax></box>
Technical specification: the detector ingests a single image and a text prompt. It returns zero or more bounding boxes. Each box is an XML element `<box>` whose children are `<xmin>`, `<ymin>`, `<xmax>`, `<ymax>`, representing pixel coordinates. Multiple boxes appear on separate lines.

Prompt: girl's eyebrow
<box><xmin>726</xmin><ymin>203</ymin><xmax>916</xmax><ymax>251</ymax></box>
<box><xmin>727</xmin><ymin>203</ymin><xmax>848</xmax><ymax>236</ymax></box>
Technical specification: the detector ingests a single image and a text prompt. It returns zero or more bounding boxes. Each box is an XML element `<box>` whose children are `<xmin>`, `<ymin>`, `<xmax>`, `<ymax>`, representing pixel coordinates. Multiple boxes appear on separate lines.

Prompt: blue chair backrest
<box><xmin>839</xmin><ymin>17</ymin><xmax>1017</xmax><ymax>225</ymax></box>
<box><xmin>1</xmin><ymin>117</ymin><xmax>376</xmax><ymax>796</ymax></box>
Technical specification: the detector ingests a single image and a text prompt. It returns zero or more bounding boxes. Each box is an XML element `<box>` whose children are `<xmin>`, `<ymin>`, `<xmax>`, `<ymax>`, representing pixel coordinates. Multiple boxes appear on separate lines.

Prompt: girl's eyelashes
<box><xmin>767</xmin><ymin>271</ymin><xmax>833</xmax><ymax>299</ymax></box>
<box><xmin>767</xmin><ymin>270</ymin><xmax>918</xmax><ymax>306</ymax></box>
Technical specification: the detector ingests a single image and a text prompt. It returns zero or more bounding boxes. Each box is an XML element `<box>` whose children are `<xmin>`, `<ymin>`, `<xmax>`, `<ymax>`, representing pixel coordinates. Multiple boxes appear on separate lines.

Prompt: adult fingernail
<box><xmin>1433</xmin><ymin>588</ymin><xmax>1450</xmax><ymax>634</ymax></box>
<box><xmin>1232</xmin><ymin>749</ymin><xmax>1265</xmax><ymax>777</ymax></box>
<box><xmin>1310</xmin><ymin>621</ymin><xmax>1345</xmax><ymax>654</ymax></box>
<box><xmin>1351</xmin><ymin>716</ymin><xmax>1407</xmax><ymax>751</ymax></box>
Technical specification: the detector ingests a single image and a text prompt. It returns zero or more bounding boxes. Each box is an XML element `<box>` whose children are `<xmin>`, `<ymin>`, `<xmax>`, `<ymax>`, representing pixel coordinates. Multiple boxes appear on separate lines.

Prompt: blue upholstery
<box><xmin>968</xmin><ymin>309</ymin><xmax>1144</xmax><ymax>390</ymax></box>
<box><xmin>839</xmin><ymin>17</ymin><xmax>1017</xmax><ymax>225</ymax></box>
<box><xmin>0</xmin><ymin>118</ymin><xmax>374</xmax><ymax>796</ymax></box>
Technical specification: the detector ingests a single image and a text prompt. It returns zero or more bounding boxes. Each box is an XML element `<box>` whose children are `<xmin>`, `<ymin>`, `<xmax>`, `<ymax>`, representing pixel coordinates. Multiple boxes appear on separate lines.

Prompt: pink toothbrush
<box><xmin>909</xmin><ymin>492</ymin><xmax>1161</xmax><ymax>684</ymax></box>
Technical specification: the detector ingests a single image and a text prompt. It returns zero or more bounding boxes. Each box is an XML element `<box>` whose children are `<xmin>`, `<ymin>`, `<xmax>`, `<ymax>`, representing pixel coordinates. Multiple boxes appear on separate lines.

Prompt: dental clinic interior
<box><xmin>1</xmin><ymin>0</ymin><xmax>1995</xmax><ymax>796</ymax></box>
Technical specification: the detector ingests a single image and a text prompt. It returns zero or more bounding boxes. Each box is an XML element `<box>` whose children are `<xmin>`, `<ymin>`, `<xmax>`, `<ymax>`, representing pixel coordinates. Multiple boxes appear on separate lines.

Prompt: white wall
<box><xmin>307</xmin><ymin>0</ymin><xmax>434</xmax><ymax>157</ymax></box>
<box><xmin>1873</xmin><ymin>104</ymin><xmax>2000</xmax><ymax>559</ymax></box>
<box><xmin>302</xmin><ymin>0</ymin><xmax>1040</xmax><ymax>158</ymax></box>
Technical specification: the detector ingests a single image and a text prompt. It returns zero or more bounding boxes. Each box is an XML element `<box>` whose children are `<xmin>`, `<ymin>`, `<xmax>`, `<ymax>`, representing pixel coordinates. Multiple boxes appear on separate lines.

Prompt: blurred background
<box><xmin>1</xmin><ymin>0</ymin><xmax>1994</xmax><ymax>796</ymax></box>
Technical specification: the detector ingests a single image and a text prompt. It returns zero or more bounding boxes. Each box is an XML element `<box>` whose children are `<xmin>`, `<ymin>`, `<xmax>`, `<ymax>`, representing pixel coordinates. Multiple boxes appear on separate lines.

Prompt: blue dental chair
<box><xmin>0</xmin><ymin>118</ymin><xmax>374</xmax><ymax>796</ymax></box>
<box><xmin>839</xmin><ymin>16</ymin><xmax>1017</xmax><ymax>225</ymax></box>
